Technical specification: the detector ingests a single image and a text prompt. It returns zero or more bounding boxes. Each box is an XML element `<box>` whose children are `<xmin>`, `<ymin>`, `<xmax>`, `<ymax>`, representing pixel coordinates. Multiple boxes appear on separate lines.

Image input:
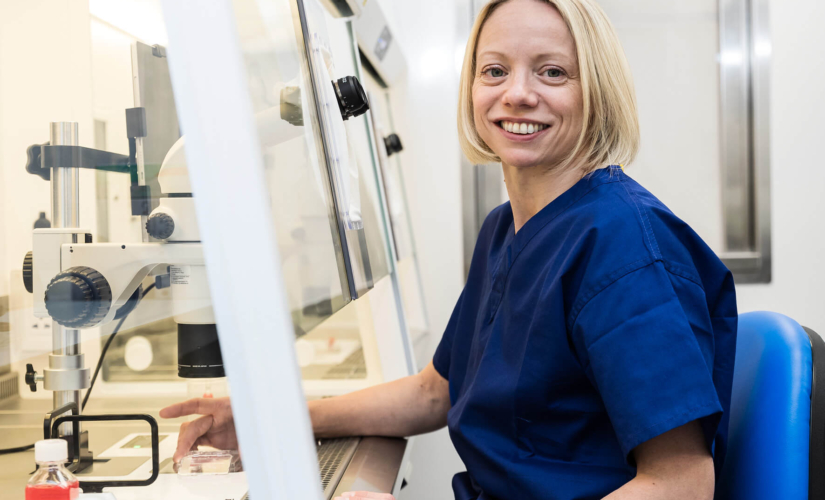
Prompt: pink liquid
<box><xmin>25</xmin><ymin>480</ymin><xmax>79</xmax><ymax>500</ymax></box>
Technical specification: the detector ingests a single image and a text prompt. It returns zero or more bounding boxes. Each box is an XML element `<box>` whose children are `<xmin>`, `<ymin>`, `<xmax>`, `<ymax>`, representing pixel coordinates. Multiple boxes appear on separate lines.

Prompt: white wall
<box><xmin>0</xmin><ymin>96</ymin><xmax>6</xmax><ymax>299</ymax></box>
<box><xmin>735</xmin><ymin>0</ymin><xmax>825</xmax><ymax>334</ymax></box>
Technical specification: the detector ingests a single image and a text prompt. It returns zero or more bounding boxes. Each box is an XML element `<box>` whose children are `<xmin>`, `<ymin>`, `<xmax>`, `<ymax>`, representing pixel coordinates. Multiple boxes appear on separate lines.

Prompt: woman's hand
<box><xmin>159</xmin><ymin>397</ymin><xmax>239</xmax><ymax>462</ymax></box>
<box><xmin>334</xmin><ymin>492</ymin><xmax>395</xmax><ymax>500</ymax></box>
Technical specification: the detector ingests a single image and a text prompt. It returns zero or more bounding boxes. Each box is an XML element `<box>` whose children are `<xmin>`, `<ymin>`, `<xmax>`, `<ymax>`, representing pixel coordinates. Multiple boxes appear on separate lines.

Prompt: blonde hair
<box><xmin>458</xmin><ymin>0</ymin><xmax>640</xmax><ymax>173</ymax></box>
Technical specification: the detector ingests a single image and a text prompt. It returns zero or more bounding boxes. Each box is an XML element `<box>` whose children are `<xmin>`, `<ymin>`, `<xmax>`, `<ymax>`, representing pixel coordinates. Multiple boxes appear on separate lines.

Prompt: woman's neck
<box><xmin>503</xmin><ymin>160</ymin><xmax>587</xmax><ymax>233</ymax></box>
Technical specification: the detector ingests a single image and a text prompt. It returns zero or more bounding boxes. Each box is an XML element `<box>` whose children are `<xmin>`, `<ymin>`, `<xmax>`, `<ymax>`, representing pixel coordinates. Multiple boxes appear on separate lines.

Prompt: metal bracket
<box><xmin>41</xmin><ymin>402</ymin><xmax>91</xmax><ymax>472</ymax></box>
<box><xmin>48</xmin><ymin>412</ymin><xmax>159</xmax><ymax>492</ymax></box>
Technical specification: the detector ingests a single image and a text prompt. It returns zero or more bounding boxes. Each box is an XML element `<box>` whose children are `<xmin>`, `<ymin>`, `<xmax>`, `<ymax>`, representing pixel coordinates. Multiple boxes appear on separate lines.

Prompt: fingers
<box><xmin>160</xmin><ymin>398</ymin><xmax>222</xmax><ymax>419</ymax></box>
<box><xmin>334</xmin><ymin>493</ymin><xmax>395</xmax><ymax>500</ymax></box>
<box><xmin>173</xmin><ymin>414</ymin><xmax>214</xmax><ymax>462</ymax></box>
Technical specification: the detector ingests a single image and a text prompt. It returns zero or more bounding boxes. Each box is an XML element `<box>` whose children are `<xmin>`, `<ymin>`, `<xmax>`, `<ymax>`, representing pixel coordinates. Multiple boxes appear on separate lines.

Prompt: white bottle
<box><xmin>26</xmin><ymin>439</ymin><xmax>80</xmax><ymax>500</ymax></box>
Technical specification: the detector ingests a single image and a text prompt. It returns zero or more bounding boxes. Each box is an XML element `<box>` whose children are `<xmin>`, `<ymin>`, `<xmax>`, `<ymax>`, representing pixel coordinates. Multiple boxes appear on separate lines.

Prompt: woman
<box><xmin>161</xmin><ymin>0</ymin><xmax>737</xmax><ymax>498</ymax></box>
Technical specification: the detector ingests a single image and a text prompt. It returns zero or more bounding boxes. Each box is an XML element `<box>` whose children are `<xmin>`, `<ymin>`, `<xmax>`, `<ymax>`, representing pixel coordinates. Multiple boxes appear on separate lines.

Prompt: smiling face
<box><xmin>472</xmin><ymin>0</ymin><xmax>584</xmax><ymax>171</ymax></box>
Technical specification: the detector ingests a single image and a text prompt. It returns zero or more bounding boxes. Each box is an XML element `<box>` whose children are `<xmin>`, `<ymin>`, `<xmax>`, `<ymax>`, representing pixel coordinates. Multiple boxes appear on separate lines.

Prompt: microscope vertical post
<box><xmin>49</xmin><ymin>122</ymin><xmax>83</xmax><ymax>435</ymax></box>
<box><xmin>50</xmin><ymin>122</ymin><xmax>80</xmax><ymax>229</ymax></box>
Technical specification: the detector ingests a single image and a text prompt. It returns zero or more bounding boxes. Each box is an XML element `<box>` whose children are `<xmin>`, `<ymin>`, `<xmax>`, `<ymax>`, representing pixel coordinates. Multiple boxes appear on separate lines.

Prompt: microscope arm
<box><xmin>32</xmin><ymin>227</ymin><xmax>204</xmax><ymax>329</ymax></box>
<box><xmin>62</xmin><ymin>242</ymin><xmax>204</xmax><ymax>320</ymax></box>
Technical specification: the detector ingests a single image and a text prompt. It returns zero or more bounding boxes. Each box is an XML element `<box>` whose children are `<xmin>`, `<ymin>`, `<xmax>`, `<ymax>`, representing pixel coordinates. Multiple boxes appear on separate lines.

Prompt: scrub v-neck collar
<box><xmin>485</xmin><ymin>166</ymin><xmax>623</xmax><ymax>323</ymax></box>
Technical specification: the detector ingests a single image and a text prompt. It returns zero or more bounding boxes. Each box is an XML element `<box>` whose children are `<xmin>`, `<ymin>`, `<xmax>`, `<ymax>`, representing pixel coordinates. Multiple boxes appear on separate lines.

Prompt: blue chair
<box><xmin>717</xmin><ymin>311</ymin><xmax>825</xmax><ymax>499</ymax></box>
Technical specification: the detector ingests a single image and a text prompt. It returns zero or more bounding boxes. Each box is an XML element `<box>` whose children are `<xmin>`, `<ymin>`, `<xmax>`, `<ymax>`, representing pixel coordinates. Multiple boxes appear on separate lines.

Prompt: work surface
<box><xmin>0</xmin><ymin>396</ymin><xmax>184</xmax><ymax>499</ymax></box>
<box><xmin>0</xmin><ymin>397</ymin><xmax>407</xmax><ymax>499</ymax></box>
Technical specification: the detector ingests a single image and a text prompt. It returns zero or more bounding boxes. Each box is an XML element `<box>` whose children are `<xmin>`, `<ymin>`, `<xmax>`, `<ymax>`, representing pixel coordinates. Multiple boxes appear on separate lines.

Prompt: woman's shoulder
<box><xmin>563</xmin><ymin>170</ymin><xmax>730</xmax><ymax>294</ymax></box>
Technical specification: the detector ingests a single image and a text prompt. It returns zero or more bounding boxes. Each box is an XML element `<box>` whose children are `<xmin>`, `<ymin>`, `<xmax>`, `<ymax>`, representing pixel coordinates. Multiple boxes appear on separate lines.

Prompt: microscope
<box><xmin>21</xmin><ymin>118</ymin><xmax>216</xmax><ymax>475</ymax></box>
<box><xmin>19</xmin><ymin>60</ymin><xmax>370</xmax><ymax>488</ymax></box>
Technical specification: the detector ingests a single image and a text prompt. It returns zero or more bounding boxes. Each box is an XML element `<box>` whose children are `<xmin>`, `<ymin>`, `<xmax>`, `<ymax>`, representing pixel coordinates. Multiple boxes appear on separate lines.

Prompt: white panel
<box><xmin>161</xmin><ymin>0</ymin><xmax>323</xmax><ymax>499</ymax></box>
<box><xmin>367</xmin><ymin>275</ymin><xmax>409</xmax><ymax>382</ymax></box>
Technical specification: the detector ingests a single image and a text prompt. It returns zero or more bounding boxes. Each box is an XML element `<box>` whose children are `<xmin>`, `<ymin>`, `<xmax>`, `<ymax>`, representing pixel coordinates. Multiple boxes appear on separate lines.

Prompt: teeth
<box><xmin>500</xmin><ymin>121</ymin><xmax>547</xmax><ymax>135</ymax></box>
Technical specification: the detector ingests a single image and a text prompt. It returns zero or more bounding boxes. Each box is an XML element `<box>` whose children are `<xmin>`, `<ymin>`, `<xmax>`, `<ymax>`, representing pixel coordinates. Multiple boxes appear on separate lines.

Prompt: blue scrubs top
<box><xmin>433</xmin><ymin>166</ymin><xmax>737</xmax><ymax>500</ymax></box>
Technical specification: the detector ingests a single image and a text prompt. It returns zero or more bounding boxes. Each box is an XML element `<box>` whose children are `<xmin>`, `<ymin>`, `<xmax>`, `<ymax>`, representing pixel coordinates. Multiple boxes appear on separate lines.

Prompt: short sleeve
<box><xmin>570</xmin><ymin>261</ymin><xmax>722</xmax><ymax>462</ymax></box>
<box><xmin>432</xmin><ymin>288</ymin><xmax>466</xmax><ymax>379</ymax></box>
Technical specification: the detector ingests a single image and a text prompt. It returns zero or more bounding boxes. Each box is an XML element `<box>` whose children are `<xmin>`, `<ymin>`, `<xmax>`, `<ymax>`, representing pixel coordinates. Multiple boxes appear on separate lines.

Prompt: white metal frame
<box><xmin>160</xmin><ymin>0</ymin><xmax>324</xmax><ymax>498</ymax></box>
<box><xmin>348</xmin><ymin>23</ymin><xmax>416</xmax><ymax>379</ymax></box>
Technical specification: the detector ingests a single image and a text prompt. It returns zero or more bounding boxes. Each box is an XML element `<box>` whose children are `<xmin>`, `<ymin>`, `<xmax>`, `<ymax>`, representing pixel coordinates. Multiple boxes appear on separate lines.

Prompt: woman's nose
<box><xmin>501</xmin><ymin>75</ymin><xmax>540</xmax><ymax>108</ymax></box>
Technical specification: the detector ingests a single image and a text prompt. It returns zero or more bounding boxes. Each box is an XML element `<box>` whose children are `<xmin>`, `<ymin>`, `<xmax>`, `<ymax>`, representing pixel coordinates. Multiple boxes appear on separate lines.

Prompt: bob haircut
<box><xmin>458</xmin><ymin>0</ymin><xmax>640</xmax><ymax>172</ymax></box>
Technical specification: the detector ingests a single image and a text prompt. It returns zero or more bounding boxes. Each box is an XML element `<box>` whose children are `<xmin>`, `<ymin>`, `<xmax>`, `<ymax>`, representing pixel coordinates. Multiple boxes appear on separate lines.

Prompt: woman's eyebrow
<box><xmin>532</xmin><ymin>52</ymin><xmax>574</xmax><ymax>63</ymax></box>
<box><xmin>476</xmin><ymin>49</ymin><xmax>510</xmax><ymax>62</ymax></box>
<box><xmin>476</xmin><ymin>49</ymin><xmax>574</xmax><ymax>65</ymax></box>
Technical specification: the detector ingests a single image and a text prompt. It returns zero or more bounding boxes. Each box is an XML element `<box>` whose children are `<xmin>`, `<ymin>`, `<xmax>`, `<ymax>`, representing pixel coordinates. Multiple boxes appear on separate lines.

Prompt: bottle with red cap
<box><xmin>25</xmin><ymin>439</ymin><xmax>80</xmax><ymax>500</ymax></box>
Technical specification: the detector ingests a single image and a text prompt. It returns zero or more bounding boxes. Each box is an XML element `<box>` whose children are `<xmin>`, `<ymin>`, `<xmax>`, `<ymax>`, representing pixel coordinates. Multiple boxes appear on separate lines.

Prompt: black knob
<box><xmin>146</xmin><ymin>212</ymin><xmax>175</xmax><ymax>240</ymax></box>
<box><xmin>25</xmin><ymin>143</ymin><xmax>50</xmax><ymax>181</ymax></box>
<box><xmin>333</xmin><ymin>76</ymin><xmax>369</xmax><ymax>121</ymax></box>
<box><xmin>44</xmin><ymin>266</ymin><xmax>112</xmax><ymax>328</ymax></box>
<box><xmin>23</xmin><ymin>251</ymin><xmax>34</xmax><ymax>294</ymax></box>
<box><xmin>384</xmin><ymin>134</ymin><xmax>404</xmax><ymax>157</ymax></box>
<box><xmin>25</xmin><ymin>364</ymin><xmax>37</xmax><ymax>392</ymax></box>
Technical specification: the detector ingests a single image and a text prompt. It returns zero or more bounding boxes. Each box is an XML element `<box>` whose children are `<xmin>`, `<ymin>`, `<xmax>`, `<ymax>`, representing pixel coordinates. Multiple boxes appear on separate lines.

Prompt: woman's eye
<box><xmin>544</xmin><ymin>68</ymin><xmax>564</xmax><ymax>78</ymax></box>
<box><xmin>483</xmin><ymin>67</ymin><xmax>505</xmax><ymax>78</ymax></box>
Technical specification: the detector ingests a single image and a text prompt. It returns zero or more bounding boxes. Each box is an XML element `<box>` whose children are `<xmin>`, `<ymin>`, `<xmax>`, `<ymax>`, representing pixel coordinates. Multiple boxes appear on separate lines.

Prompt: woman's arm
<box><xmin>161</xmin><ymin>362</ymin><xmax>450</xmax><ymax>460</ymax></box>
<box><xmin>311</xmin><ymin>361</ymin><xmax>451</xmax><ymax>438</ymax></box>
<box><xmin>603</xmin><ymin>421</ymin><xmax>715</xmax><ymax>500</ymax></box>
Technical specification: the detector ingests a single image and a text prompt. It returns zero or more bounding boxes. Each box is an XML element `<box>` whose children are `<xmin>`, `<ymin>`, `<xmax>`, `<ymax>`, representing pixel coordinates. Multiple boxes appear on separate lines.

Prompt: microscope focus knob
<box><xmin>333</xmin><ymin>76</ymin><xmax>369</xmax><ymax>121</ymax></box>
<box><xmin>44</xmin><ymin>266</ymin><xmax>112</xmax><ymax>328</ymax></box>
<box><xmin>146</xmin><ymin>212</ymin><xmax>175</xmax><ymax>240</ymax></box>
<box><xmin>23</xmin><ymin>251</ymin><xmax>34</xmax><ymax>293</ymax></box>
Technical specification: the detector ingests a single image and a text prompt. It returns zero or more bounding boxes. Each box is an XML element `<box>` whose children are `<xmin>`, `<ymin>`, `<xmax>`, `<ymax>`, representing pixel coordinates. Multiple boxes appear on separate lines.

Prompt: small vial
<box><xmin>177</xmin><ymin>450</ymin><xmax>234</xmax><ymax>475</ymax></box>
<box><xmin>26</xmin><ymin>440</ymin><xmax>80</xmax><ymax>500</ymax></box>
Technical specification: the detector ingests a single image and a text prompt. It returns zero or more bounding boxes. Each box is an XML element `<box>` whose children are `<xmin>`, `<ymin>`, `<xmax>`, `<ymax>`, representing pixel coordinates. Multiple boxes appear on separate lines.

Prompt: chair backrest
<box><xmin>716</xmin><ymin>311</ymin><xmax>824</xmax><ymax>500</ymax></box>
